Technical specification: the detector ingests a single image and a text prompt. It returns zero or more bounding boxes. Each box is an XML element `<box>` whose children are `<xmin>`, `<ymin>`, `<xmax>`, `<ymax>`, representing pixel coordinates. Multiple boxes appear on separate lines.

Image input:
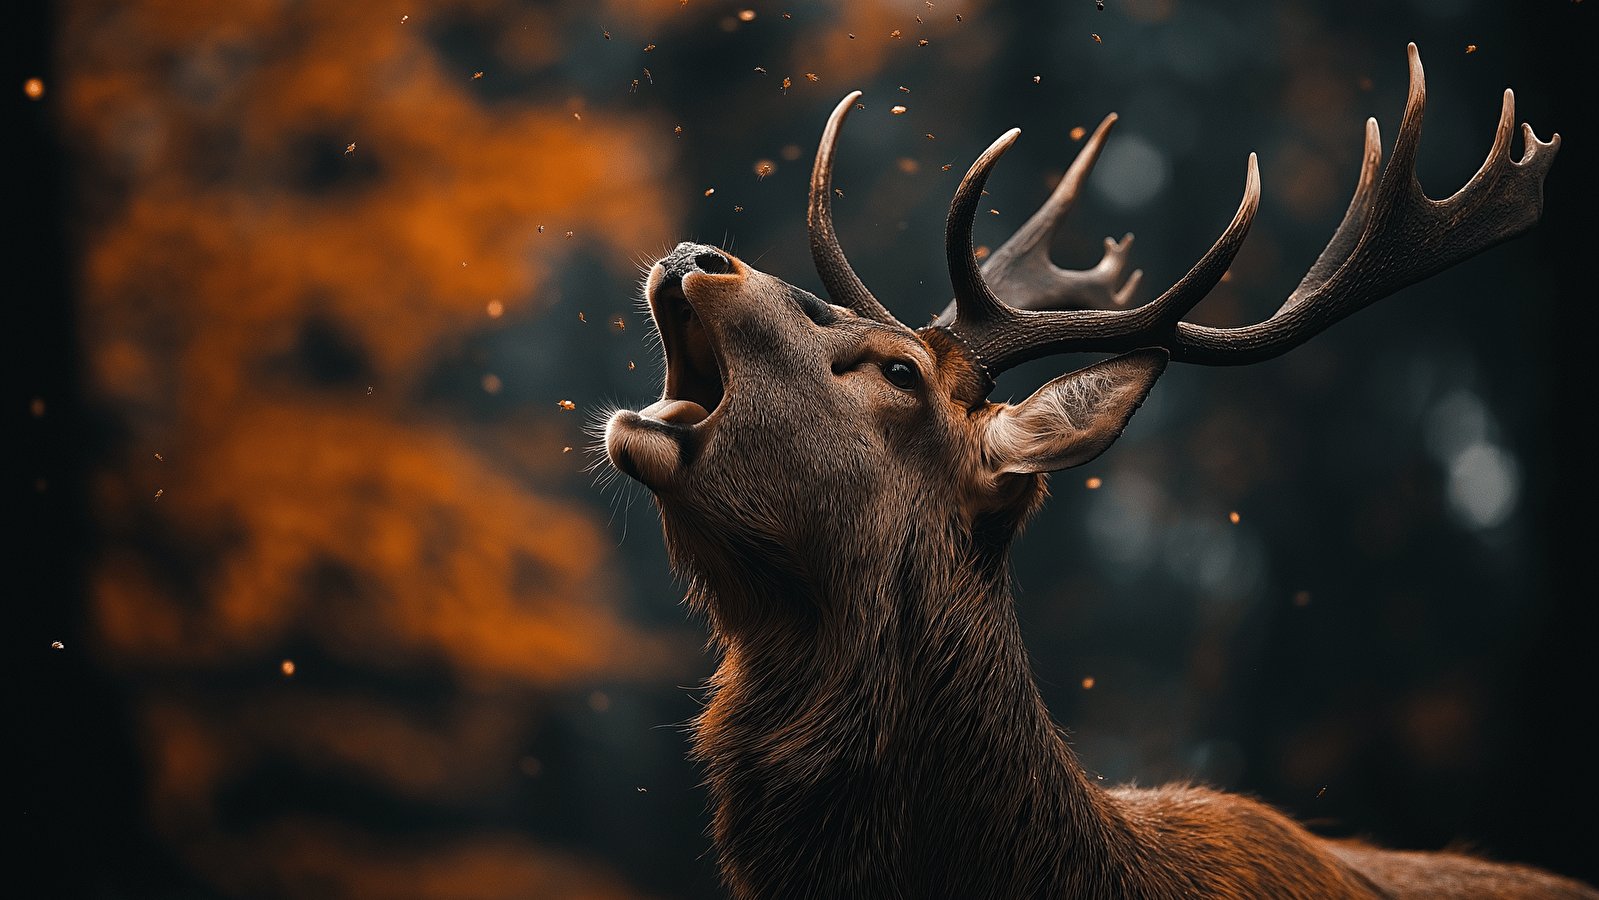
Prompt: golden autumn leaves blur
<box><xmin>60</xmin><ymin>0</ymin><xmax>725</xmax><ymax>895</ymax></box>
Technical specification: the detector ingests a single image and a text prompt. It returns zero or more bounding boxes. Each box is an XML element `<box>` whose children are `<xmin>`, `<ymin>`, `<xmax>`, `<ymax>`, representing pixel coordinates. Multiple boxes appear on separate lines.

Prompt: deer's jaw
<box><xmin>604</xmin><ymin>250</ymin><xmax>736</xmax><ymax>489</ymax></box>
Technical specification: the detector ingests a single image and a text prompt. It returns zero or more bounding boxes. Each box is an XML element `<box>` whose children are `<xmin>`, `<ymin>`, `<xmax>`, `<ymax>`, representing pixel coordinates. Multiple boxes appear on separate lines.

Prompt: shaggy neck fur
<box><xmin>684</xmin><ymin>506</ymin><xmax>1133</xmax><ymax>900</ymax></box>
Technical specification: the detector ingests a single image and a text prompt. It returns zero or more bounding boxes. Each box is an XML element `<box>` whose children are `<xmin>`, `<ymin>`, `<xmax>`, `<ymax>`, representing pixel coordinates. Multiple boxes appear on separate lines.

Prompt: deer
<box><xmin>601</xmin><ymin>44</ymin><xmax>1587</xmax><ymax>900</ymax></box>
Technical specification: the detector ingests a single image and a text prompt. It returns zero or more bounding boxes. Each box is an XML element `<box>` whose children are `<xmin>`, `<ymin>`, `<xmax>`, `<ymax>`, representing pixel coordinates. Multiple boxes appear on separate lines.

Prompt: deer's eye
<box><xmin>882</xmin><ymin>361</ymin><xmax>919</xmax><ymax>390</ymax></box>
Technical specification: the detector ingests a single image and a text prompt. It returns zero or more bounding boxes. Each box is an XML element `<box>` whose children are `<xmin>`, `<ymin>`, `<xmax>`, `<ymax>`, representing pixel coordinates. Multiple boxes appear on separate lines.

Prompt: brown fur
<box><xmin>603</xmin><ymin>244</ymin><xmax>1595</xmax><ymax>900</ymax></box>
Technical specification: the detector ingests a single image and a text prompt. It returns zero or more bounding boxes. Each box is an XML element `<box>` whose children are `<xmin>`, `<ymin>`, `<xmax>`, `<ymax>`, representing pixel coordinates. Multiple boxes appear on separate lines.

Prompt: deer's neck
<box><xmin>691</xmin><ymin>531</ymin><xmax>1125</xmax><ymax>900</ymax></box>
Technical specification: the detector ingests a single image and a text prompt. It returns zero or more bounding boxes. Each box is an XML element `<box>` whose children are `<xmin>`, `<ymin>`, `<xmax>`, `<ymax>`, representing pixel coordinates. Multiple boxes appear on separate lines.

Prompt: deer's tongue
<box><xmin>642</xmin><ymin>398</ymin><xmax>710</xmax><ymax>425</ymax></box>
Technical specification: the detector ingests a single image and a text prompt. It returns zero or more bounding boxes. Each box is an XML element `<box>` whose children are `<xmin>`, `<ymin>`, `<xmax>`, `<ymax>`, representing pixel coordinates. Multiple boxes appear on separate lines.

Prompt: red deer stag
<box><xmin>603</xmin><ymin>44</ymin><xmax>1584</xmax><ymax>900</ymax></box>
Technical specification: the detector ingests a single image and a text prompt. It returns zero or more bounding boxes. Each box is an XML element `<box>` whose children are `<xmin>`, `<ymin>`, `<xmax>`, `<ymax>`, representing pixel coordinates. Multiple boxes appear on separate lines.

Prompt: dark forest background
<box><xmin>9</xmin><ymin>1</ymin><xmax>1595</xmax><ymax>898</ymax></box>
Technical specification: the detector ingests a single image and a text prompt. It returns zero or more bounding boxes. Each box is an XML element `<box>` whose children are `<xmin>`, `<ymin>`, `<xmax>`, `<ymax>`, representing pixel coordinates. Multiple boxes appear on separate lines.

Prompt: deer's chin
<box><xmin>604</xmin><ymin>408</ymin><xmax>703</xmax><ymax>489</ymax></box>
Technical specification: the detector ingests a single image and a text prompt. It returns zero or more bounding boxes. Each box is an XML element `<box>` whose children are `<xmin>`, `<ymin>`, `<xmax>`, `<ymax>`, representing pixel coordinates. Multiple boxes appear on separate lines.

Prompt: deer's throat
<box><xmin>694</xmin><ymin>577</ymin><xmax>1111</xmax><ymax>898</ymax></box>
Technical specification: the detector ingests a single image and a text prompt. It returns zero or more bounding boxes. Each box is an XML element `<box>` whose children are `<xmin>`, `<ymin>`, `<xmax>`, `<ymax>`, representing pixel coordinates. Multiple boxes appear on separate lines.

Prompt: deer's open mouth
<box><xmin>641</xmin><ymin>273</ymin><xmax>725</xmax><ymax>427</ymax></box>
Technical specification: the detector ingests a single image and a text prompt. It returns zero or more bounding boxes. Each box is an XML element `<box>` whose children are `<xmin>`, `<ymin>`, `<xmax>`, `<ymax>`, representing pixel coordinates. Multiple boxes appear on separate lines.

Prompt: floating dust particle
<box><xmin>1070</xmin><ymin>126</ymin><xmax>1087</xmax><ymax>140</ymax></box>
<box><xmin>401</xmin><ymin>14</ymin><xmax>408</xmax><ymax>23</ymax></box>
<box><xmin>1034</xmin><ymin>75</ymin><xmax>1041</xmax><ymax>83</ymax></box>
<box><xmin>487</xmin><ymin>300</ymin><xmax>504</xmax><ymax>317</ymax></box>
<box><xmin>891</xmin><ymin>105</ymin><xmax>907</xmax><ymax>114</ymax></box>
<box><xmin>538</xmin><ymin>224</ymin><xmax>545</xmax><ymax>233</ymax></box>
<box><xmin>890</xmin><ymin>29</ymin><xmax>901</xmax><ymax>38</ymax></box>
<box><xmin>805</xmin><ymin>73</ymin><xmax>818</xmax><ymax>81</ymax></box>
<box><xmin>644</xmin><ymin>68</ymin><xmax>652</xmax><ymax>83</ymax></box>
<box><xmin>1229</xmin><ymin>511</ymin><xmax>1241</xmax><ymax>524</ymax></box>
<box><xmin>482</xmin><ymin>373</ymin><xmax>502</xmax><ymax>394</ymax></box>
<box><xmin>366</xmin><ymin>386</ymin><xmax>373</xmax><ymax>395</ymax></box>
<box><xmin>973</xmin><ymin>245</ymin><xmax>989</xmax><ymax>260</ymax></box>
<box><xmin>1293</xmin><ymin>590</ymin><xmax>1312</xmax><ymax>607</ymax></box>
<box><xmin>734</xmin><ymin>206</ymin><xmax>743</xmax><ymax>212</ymax></box>
<box><xmin>919</xmin><ymin>40</ymin><xmax>929</xmax><ymax>46</ymax></box>
<box><xmin>631</xmin><ymin>80</ymin><xmax>639</xmax><ymax>92</ymax></box>
<box><xmin>941</xmin><ymin>163</ymin><xmax>953</xmax><ymax>170</ymax></box>
<box><xmin>637</xmin><ymin>786</ymin><xmax>648</xmax><ymax>792</ymax></box>
<box><xmin>558</xmin><ymin>399</ymin><xmax>576</xmax><ymax>410</ymax></box>
<box><xmin>472</xmin><ymin>71</ymin><xmax>483</xmax><ymax>79</ymax></box>
<box><xmin>644</xmin><ymin>44</ymin><xmax>656</xmax><ymax>51</ymax></box>
<box><xmin>849</xmin><ymin>33</ymin><xmax>855</xmax><ymax>39</ymax></box>
<box><xmin>578</xmin><ymin>312</ymin><xmax>586</xmax><ymax>322</ymax></box>
<box><xmin>30</xmin><ymin>397</ymin><xmax>45</xmax><ymax>417</ymax></box>
<box><xmin>917</xmin><ymin>16</ymin><xmax>923</xmax><ymax>23</ymax></box>
<box><xmin>603</xmin><ymin>30</ymin><xmax>610</xmax><ymax>39</ymax></box>
<box><xmin>755</xmin><ymin>66</ymin><xmax>767</xmax><ymax>73</ymax></box>
<box><xmin>573</xmin><ymin>112</ymin><xmax>581</xmax><ymax>120</ymax></box>
<box><xmin>897</xmin><ymin>157</ymin><xmax>919</xmax><ymax>173</ymax></box>
<box><xmin>782</xmin><ymin>144</ymin><xmax>801</xmax><ymax>160</ymax></box>
<box><xmin>611</xmin><ymin>315</ymin><xmax>626</xmax><ymax>331</ymax></box>
<box><xmin>154</xmin><ymin>489</ymin><xmax>163</xmax><ymax>500</ymax></box>
<box><xmin>925</xmin><ymin>133</ymin><xmax>935</xmax><ymax>139</ymax></box>
<box><xmin>956</xmin><ymin>13</ymin><xmax>962</xmax><ymax>21</ymax></box>
<box><xmin>565</xmin><ymin>231</ymin><xmax>574</xmax><ymax>238</ymax></box>
<box><xmin>281</xmin><ymin>659</ymin><xmax>295</xmax><ymax>676</ymax></box>
<box><xmin>834</xmin><ymin>188</ymin><xmax>844</xmax><ymax>197</ymax></box>
<box><xmin>783</xmin><ymin>12</ymin><xmax>791</xmax><ymax>17</ymax></box>
<box><xmin>899</xmin><ymin>85</ymin><xmax>910</xmax><ymax>92</ymax></box>
<box><xmin>1317</xmin><ymin>786</ymin><xmax>1328</xmax><ymax>798</ymax></box>
<box><xmin>1092</xmin><ymin>33</ymin><xmax>1102</xmax><ymax>42</ymax></box>
<box><xmin>675</xmin><ymin>126</ymin><xmax>683</xmax><ymax>135</ymax></box>
<box><xmin>52</xmin><ymin>641</ymin><xmax>65</xmax><ymax>650</ymax></box>
<box><xmin>1466</xmin><ymin>44</ymin><xmax>1477</xmax><ymax>53</ymax></box>
<box><xmin>588</xmin><ymin>690</ymin><xmax>610</xmax><ymax>712</ymax></box>
<box><xmin>24</xmin><ymin>78</ymin><xmax>45</xmax><ymax>99</ymax></box>
<box><xmin>345</xmin><ymin>142</ymin><xmax>356</xmax><ymax>155</ymax></box>
<box><xmin>154</xmin><ymin>453</ymin><xmax>163</xmax><ymax>461</ymax></box>
<box><xmin>856</xmin><ymin>102</ymin><xmax>865</xmax><ymax>109</ymax></box>
<box><xmin>1081</xmin><ymin>677</ymin><xmax>1095</xmax><ymax>689</ymax></box>
<box><xmin>754</xmin><ymin>159</ymin><xmax>775</xmax><ymax>178</ymax></box>
<box><xmin>739</xmin><ymin>9</ymin><xmax>756</xmax><ymax>21</ymax></box>
<box><xmin>628</xmin><ymin>361</ymin><xmax>636</xmax><ymax>370</ymax></box>
<box><xmin>704</xmin><ymin>188</ymin><xmax>715</xmax><ymax>196</ymax></box>
<box><xmin>1097</xmin><ymin>0</ymin><xmax>1104</xmax><ymax>8</ymax></box>
<box><xmin>563</xmin><ymin>446</ymin><xmax>572</xmax><ymax>453</ymax></box>
<box><xmin>520</xmin><ymin>756</ymin><xmax>544</xmax><ymax>777</ymax></box>
<box><xmin>1085</xmin><ymin>477</ymin><xmax>1102</xmax><ymax>489</ymax></box>
<box><xmin>989</xmin><ymin>208</ymin><xmax>1000</xmax><ymax>215</ymax></box>
<box><xmin>781</xmin><ymin>77</ymin><xmax>791</xmax><ymax>93</ymax></box>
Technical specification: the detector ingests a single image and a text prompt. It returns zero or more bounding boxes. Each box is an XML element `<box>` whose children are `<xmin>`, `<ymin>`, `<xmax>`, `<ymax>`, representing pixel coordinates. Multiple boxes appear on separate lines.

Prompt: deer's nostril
<box><xmin>694</xmin><ymin>252</ymin><xmax>735</xmax><ymax>275</ymax></box>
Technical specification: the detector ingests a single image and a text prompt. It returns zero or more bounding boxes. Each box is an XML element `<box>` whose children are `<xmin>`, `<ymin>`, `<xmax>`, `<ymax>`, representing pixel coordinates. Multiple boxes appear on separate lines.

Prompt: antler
<box><xmin>932</xmin><ymin>113</ymin><xmax>1141</xmax><ymax>327</ymax></box>
<box><xmin>809</xmin><ymin>92</ymin><xmax>905</xmax><ymax>327</ymax></box>
<box><xmin>937</xmin><ymin>43</ymin><xmax>1559</xmax><ymax>386</ymax></box>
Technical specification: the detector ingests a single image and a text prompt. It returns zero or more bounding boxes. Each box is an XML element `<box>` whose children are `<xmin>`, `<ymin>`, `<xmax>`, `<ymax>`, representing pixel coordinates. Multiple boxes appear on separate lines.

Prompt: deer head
<box><xmin>605</xmin><ymin>44</ymin><xmax>1555</xmax><ymax>635</ymax></box>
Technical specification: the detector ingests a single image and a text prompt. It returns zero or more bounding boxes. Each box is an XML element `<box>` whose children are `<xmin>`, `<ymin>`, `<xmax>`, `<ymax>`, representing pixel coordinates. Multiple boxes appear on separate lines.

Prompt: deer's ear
<box><xmin>983</xmin><ymin>348</ymin><xmax>1168</xmax><ymax>475</ymax></box>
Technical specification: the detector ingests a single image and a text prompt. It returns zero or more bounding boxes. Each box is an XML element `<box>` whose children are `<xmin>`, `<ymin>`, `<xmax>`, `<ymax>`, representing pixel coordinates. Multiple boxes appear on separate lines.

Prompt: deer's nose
<box><xmin>694</xmin><ymin>250</ymin><xmax>735</xmax><ymax>274</ymax></box>
<box><xmin>661</xmin><ymin>243</ymin><xmax>736</xmax><ymax>281</ymax></box>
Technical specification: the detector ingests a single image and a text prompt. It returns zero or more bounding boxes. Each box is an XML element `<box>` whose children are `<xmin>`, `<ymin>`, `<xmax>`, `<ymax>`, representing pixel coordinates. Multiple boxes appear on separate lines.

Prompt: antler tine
<box><xmin>1279</xmin><ymin>117</ymin><xmax>1384</xmax><ymax>315</ymax></box>
<box><xmin>932</xmin><ymin>113</ymin><xmax>1142</xmax><ymax>327</ymax></box>
<box><xmin>1169</xmin><ymin>43</ymin><xmax>1559</xmax><ymax>365</ymax></box>
<box><xmin>946</xmin><ymin>127</ymin><xmax>1024</xmax><ymax>335</ymax></box>
<box><xmin>809</xmin><ymin>92</ymin><xmax>904</xmax><ymax>327</ymax></box>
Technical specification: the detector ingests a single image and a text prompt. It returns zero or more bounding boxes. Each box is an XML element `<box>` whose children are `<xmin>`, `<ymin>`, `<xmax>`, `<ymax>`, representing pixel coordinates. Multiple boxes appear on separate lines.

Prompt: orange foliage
<box><xmin>60</xmin><ymin>0</ymin><xmax>700</xmax><ymax>896</ymax></box>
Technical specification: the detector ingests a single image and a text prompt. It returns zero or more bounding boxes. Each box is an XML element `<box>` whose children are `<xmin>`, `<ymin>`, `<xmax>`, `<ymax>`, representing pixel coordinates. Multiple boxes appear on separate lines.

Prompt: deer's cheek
<box><xmin>605</xmin><ymin>413</ymin><xmax>683</xmax><ymax>488</ymax></box>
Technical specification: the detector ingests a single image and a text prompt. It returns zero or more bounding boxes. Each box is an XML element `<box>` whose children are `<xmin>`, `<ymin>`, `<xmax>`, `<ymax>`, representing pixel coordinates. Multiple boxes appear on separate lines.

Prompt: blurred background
<box><xmin>8</xmin><ymin>0</ymin><xmax>1594</xmax><ymax>897</ymax></box>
